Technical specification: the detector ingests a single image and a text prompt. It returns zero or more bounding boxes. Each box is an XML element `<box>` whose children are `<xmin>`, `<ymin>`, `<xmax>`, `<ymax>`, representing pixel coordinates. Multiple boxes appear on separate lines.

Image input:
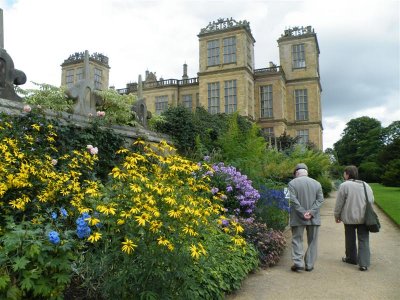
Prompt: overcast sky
<box><xmin>1</xmin><ymin>0</ymin><xmax>399</xmax><ymax>150</ymax></box>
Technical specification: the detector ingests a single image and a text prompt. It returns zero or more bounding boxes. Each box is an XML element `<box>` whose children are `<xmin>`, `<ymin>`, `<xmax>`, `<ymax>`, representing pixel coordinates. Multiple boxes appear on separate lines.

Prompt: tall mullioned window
<box><xmin>297</xmin><ymin>129</ymin><xmax>309</xmax><ymax>144</ymax></box>
<box><xmin>208</xmin><ymin>82</ymin><xmax>220</xmax><ymax>114</ymax></box>
<box><xmin>207</xmin><ymin>40</ymin><xmax>220</xmax><ymax>66</ymax></box>
<box><xmin>223</xmin><ymin>36</ymin><xmax>236</xmax><ymax>64</ymax></box>
<box><xmin>224</xmin><ymin>80</ymin><xmax>237</xmax><ymax>113</ymax></box>
<box><xmin>295</xmin><ymin>89</ymin><xmax>308</xmax><ymax>120</ymax></box>
<box><xmin>66</xmin><ymin>70</ymin><xmax>74</xmax><ymax>88</ymax></box>
<box><xmin>182</xmin><ymin>94</ymin><xmax>192</xmax><ymax>110</ymax></box>
<box><xmin>292</xmin><ymin>44</ymin><xmax>305</xmax><ymax>68</ymax></box>
<box><xmin>260</xmin><ymin>85</ymin><xmax>273</xmax><ymax>118</ymax></box>
<box><xmin>155</xmin><ymin>96</ymin><xmax>168</xmax><ymax>115</ymax></box>
<box><xmin>94</xmin><ymin>68</ymin><xmax>102</xmax><ymax>90</ymax></box>
<box><xmin>76</xmin><ymin>67</ymin><xmax>83</xmax><ymax>81</ymax></box>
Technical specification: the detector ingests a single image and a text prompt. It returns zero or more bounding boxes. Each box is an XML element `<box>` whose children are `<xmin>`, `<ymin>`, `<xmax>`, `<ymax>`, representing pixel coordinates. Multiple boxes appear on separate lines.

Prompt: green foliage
<box><xmin>94</xmin><ymin>89</ymin><xmax>137</xmax><ymax>125</ymax></box>
<box><xmin>0</xmin><ymin>218</ymin><xmax>78</xmax><ymax>300</ymax></box>
<box><xmin>359</xmin><ymin>161</ymin><xmax>381</xmax><ymax>182</ymax></box>
<box><xmin>334</xmin><ymin>116</ymin><xmax>383</xmax><ymax>166</ymax></box>
<box><xmin>152</xmin><ymin>105</ymin><xmax>197</xmax><ymax>153</ymax></box>
<box><xmin>20</xmin><ymin>82</ymin><xmax>74</xmax><ymax>113</ymax></box>
<box><xmin>381</xmin><ymin>159</ymin><xmax>400</xmax><ymax>187</ymax></box>
<box><xmin>239</xmin><ymin>220</ymin><xmax>286</xmax><ymax>268</ymax></box>
<box><xmin>316</xmin><ymin>175</ymin><xmax>333</xmax><ymax>198</ymax></box>
<box><xmin>219</xmin><ymin>113</ymin><xmax>267</xmax><ymax>183</ymax></box>
<box><xmin>370</xmin><ymin>183</ymin><xmax>400</xmax><ymax>225</ymax></box>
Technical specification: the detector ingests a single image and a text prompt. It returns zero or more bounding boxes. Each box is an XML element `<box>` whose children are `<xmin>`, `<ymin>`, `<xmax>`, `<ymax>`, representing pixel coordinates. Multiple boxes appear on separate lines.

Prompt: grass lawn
<box><xmin>370</xmin><ymin>183</ymin><xmax>400</xmax><ymax>226</ymax></box>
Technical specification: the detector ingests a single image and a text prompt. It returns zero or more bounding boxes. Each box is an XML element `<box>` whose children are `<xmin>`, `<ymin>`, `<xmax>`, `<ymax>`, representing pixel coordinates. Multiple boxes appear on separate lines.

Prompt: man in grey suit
<box><xmin>288</xmin><ymin>163</ymin><xmax>324</xmax><ymax>272</ymax></box>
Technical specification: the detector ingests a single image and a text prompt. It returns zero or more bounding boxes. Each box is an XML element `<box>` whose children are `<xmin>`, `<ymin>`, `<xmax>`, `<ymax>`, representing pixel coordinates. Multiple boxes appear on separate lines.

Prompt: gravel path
<box><xmin>226</xmin><ymin>191</ymin><xmax>400</xmax><ymax>300</ymax></box>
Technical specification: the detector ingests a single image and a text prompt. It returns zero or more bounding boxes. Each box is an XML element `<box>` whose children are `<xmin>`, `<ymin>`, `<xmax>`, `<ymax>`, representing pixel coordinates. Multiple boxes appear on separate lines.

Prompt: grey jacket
<box><xmin>334</xmin><ymin>180</ymin><xmax>374</xmax><ymax>224</ymax></box>
<box><xmin>288</xmin><ymin>175</ymin><xmax>324</xmax><ymax>226</ymax></box>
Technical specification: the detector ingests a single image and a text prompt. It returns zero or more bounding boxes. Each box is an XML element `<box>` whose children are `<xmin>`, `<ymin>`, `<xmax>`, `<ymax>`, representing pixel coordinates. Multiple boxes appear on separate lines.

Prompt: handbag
<box><xmin>362</xmin><ymin>182</ymin><xmax>381</xmax><ymax>233</ymax></box>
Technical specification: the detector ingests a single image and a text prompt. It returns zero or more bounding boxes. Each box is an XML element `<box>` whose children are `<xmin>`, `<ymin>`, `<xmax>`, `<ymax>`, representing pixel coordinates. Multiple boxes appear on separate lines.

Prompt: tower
<box><xmin>197</xmin><ymin>18</ymin><xmax>256</xmax><ymax>118</ymax></box>
<box><xmin>61</xmin><ymin>51</ymin><xmax>110</xmax><ymax>91</ymax></box>
<box><xmin>277</xmin><ymin>26</ymin><xmax>323</xmax><ymax>149</ymax></box>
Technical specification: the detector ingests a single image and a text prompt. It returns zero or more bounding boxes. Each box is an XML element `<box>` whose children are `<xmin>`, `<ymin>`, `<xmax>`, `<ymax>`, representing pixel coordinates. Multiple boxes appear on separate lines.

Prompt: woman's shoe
<box><xmin>359</xmin><ymin>266</ymin><xmax>368</xmax><ymax>271</ymax></box>
<box><xmin>342</xmin><ymin>257</ymin><xmax>357</xmax><ymax>265</ymax></box>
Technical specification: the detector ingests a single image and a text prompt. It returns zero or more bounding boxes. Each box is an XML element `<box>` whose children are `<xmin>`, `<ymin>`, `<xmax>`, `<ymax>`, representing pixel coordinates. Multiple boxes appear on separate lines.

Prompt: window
<box><xmin>223</xmin><ymin>37</ymin><xmax>236</xmax><ymax>64</ymax></box>
<box><xmin>207</xmin><ymin>40</ymin><xmax>220</xmax><ymax>66</ymax></box>
<box><xmin>292</xmin><ymin>44</ymin><xmax>305</xmax><ymax>68</ymax></box>
<box><xmin>297</xmin><ymin>129</ymin><xmax>309</xmax><ymax>144</ymax></box>
<box><xmin>155</xmin><ymin>96</ymin><xmax>168</xmax><ymax>115</ymax></box>
<box><xmin>224</xmin><ymin>80</ymin><xmax>237</xmax><ymax>113</ymax></box>
<box><xmin>182</xmin><ymin>94</ymin><xmax>192</xmax><ymax>110</ymax></box>
<box><xmin>66</xmin><ymin>70</ymin><xmax>74</xmax><ymax>88</ymax></box>
<box><xmin>76</xmin><ymin>67</ymin><xmax>83</xmax><ymax>81</ymax></box>
<box><xmin>208</xmin><ymin>82</ymin><xmax>220</xmax><ymax>114</ymax></box>
<box><xmin>94</xmin><ymin>68</ymin><xmax>102</xmax><ymax>90</ymax></box>
<box><xmin>263</xmin><ymin>127</ymin><xmax>274</xmax><ymax>137</ymax></box>
<box><xmin>260</xmin><ymin>85</ymin><xmax>273</xmax><ymax>118</ymax></box>
<box><xmin>295</xmin><ymin>89</ymin><xmax>308</xmax><ymax>120</ymax></box>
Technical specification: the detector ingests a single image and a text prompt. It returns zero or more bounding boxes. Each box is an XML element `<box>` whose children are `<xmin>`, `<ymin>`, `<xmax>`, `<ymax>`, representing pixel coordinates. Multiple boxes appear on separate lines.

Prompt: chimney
<box><xmin>182</xmin><ymin>63</ymin><xmax>188</xmax><ymax>80</ymax></box>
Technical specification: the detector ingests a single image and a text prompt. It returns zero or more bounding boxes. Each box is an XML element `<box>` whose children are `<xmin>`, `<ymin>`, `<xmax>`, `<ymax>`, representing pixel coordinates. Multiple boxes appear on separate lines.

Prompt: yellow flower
<box><xmin>97</xmin><ymin>204</ymin><xmax>116</xmax><ymax>215</ymax></box>
<box><xmin>129</xmin><ymin>184</ymin><xmax>142</xmax><ymax>193</ymax></box>
<box><xmin>190</xmin><ymin>244</ymin><xmax>200</xmax><ymax>259</ymax></box>
<box><xmin>232</xmin><ymin>236</ymin><xmax>246</xmax><ymax>247</ymax></box>
<box><xmin>117</xmin><ymin>219</ymin><xmax>126</xmax><ymax>225</ymax></box>
<box><xmin>121</xmin><ymin>238</ymin><xmax>137</xmax><ymax>254</ymax></box>
<box><xmin>135</xmin><ymin>213</ymin><xmax>149</xmax><ymax>226</ymax></box>
<box><xmin>182</xmin><ymin>225</ymin><xmax>198</xmax><ymax>236</ymax></box>
<box><xmin>31</xmin><ymin>124</ymin><xmax>41</xmax><ymax>131</ymax></box>
<box><xmin>167</xmin><ymin>210</ymin><xmax>181</xmax><ymax>218</ymax></box>
<box><xmin>87</xmin><ymin>232</ymin><xmax>102</xmax><ymax>243</ymax></box>
<box><xmin>85</xmin><ymin>216</ymin><xmax>101</xmax><ymax>226</ymax></box>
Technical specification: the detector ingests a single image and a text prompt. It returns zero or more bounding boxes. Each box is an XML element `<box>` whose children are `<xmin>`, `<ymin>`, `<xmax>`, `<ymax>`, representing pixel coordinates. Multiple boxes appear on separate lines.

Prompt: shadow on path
<box><xmin>226</xmin><ymin>191</ymin><xmax>400</xmax><ymax>300</ymax></box>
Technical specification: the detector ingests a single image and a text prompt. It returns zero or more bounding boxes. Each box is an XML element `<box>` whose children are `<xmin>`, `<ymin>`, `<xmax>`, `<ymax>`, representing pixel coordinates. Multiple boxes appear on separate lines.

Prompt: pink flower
<box><xmin>97</xmin><ymin>111</ymin><xmax>105</xmax><ymax>117</ymax></box>
<box><xmin>87</xmin><ymin>145</ymin><xmax>93</xmax><ymax>150</ymax></box>
<box><xmin>51</xmin><ymin>159</ymin><xmax>58</xmax><ymax>166</ymax></box>
<box><xmin>23</xmin><ymin>105</ymin><xmax>32</xmax><ymax>113</ymax></box>
<box><xmin>89</xmin><ymin>147</ymin><xmax>98</xmax><ymax>155</ymax></box>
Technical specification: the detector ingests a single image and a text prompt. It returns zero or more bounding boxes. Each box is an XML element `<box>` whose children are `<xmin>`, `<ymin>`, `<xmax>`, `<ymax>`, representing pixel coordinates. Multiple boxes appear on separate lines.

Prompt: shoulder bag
<box><xmin>362</xmin><ymin>182</ymin><xmax>381</xmax><ymax>233</ymax></box>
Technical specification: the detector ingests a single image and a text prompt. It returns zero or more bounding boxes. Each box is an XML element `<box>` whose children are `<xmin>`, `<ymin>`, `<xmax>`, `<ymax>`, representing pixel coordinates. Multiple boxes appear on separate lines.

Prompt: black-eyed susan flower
<box><xmin>121</xmin><ymin>238</ymin><xmax>137</xmax><ymax>254</ymax></box>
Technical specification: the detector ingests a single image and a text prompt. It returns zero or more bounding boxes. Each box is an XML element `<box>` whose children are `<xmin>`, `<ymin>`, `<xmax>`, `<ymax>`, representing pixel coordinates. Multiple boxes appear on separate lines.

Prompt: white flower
<box><xmin>97</xmin><ymin>111</ymin><xmax>106</xmax><ymax>117</ymax></box>
<box><xmin>87</xmin><ymin>145</ymin><xmax>93</xmax><ymax>150</ymax></box>
<box><xmin>51</xmin><ymin>159</ymin><xmax>58</xmax><ymax>166</ymax></box>
<box><xmin>89</xmin><ymin>147</ymin><xmax>98</xmax><ymax>155</ymax></box>
<box><xmin>23</xmin><ymin>105</ymin><xmax>32</xmax><ymax>112</ymax></box>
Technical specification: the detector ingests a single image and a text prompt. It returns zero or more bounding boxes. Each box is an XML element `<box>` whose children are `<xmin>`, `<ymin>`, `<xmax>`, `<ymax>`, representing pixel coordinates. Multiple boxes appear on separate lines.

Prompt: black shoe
<box><xmin>291</xmin><ymin>265</ymin><xmax>304</xmax><ymax>272</ymax></box>
<box><xmin>359</xmin><ymin>266</ymin><xmax>368</xmax><ymax>271</ymax></box>
<box><xmin>305</xmin><ymin>267</ymin><xmax>314</xmax><ymax>272</ymax></box>
<box><xmin>342</xmin><ymin>257</ymin><xmax>357</xmax><ymax>265</ymax></box>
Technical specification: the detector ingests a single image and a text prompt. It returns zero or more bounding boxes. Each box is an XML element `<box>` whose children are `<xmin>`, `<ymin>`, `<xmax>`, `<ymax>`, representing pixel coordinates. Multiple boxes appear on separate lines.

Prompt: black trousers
<box><xmin>344</xmin><ymin>224</ymin><xmax>370</xmax><ymax>267</ymax></box>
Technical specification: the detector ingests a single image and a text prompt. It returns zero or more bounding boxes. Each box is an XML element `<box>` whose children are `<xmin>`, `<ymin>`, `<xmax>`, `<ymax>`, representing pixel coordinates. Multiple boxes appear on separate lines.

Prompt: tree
<box><xmin>333</xmin><ymin>116</ymin><xmax>383</xmax><ymax>166</ymax></box>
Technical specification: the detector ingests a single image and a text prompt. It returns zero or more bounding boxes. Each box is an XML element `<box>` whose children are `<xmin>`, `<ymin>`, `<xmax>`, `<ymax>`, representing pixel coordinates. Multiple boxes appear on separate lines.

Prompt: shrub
<box><xmin>381</xmin><ymin>159</ymin><xmax>400</xmax><ymax>187</ymax></box>
<box><xmin>316</xmin><ymin>175</ymin><xmax>333</xmax><ymax>198</ymax></box>
<box><xmin>239</xmin><ymin>219</ymin><xmax>286</xmax><ymax>268</ymax></box>
<box><xmin>209</xmin><ymin>162</ymin><xmax>260</xmax><ymax>218</ymax></box>
<box><xmin>255</xmin><ymin>187</ymin><xmax>289</xmax><ymax>231</ymax></box>
<box><xmin>74</xmin><ymin>141</ymin><xmax>250</xmax><ymax>298</ymax></box>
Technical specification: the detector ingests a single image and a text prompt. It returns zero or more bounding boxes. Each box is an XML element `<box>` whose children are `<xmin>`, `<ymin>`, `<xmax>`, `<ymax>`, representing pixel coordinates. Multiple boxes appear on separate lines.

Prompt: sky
<box><xmin>1</xmin><ymin>0</ymin><xmax>399</xmax><ymax>150</ymax></box>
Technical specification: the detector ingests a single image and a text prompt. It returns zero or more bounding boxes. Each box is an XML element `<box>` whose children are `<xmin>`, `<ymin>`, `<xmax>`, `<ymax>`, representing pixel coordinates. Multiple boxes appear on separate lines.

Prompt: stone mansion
<box><xmin>60</xmin><ymin>18</ymin><xmax>323</xmax><ymax>149</ymax></box>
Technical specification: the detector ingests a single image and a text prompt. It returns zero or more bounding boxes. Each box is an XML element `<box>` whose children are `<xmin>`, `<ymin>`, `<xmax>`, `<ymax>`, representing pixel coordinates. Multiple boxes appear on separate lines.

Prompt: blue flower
<box><xmin>60</xmin><ymin>207</ymin><xmax>68</xmax><ymax>218</ymax></box>
<box><xmin>76</xmin><ymin>213</ymin><xmax>91</xmax><ymax>239</ymax></box>
<box><xmin>48</xmin><ymin>231</ymin><xmax>60</xmax><ymax>245</ymax></box>
<box><xmin>51</xmin><ymin>212</ymin><xmax>57</xmax><ymax>220</ymax></box>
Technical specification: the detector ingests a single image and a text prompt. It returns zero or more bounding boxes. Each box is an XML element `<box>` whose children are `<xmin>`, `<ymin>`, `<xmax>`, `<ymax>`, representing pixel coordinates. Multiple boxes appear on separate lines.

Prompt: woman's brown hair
<box><xmin>344</xmin><ymin>165</ymin><xmax>359</xmax><ymax>180</ymax></box>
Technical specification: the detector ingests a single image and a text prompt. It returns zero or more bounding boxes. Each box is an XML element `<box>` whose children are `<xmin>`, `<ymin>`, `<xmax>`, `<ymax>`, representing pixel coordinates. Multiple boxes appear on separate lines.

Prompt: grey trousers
<box><xmin>291</xmin><ymin>225</ymin><xmax>320</xmax><ymax>269</ymax></box>
<box><xmin>344</xmin><ymin>224</ymin><xmax>370</xmax><ymax>267</ymax></box>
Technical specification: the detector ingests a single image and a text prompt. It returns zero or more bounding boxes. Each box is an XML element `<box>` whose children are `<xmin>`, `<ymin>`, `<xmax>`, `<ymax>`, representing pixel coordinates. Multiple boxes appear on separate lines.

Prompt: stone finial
<box><xmin>66</xmin><ymin>50</ymin><xmax>96</xmax><ymax>116</ymax></box>
<box><xmin>0</xmin><ymin>9</ymin><xmax>27</xmax><ymax>101</ymax></box>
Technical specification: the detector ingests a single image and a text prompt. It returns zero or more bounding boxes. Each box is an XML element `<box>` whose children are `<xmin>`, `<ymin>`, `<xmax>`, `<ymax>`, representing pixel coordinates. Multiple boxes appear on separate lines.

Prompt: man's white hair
<box><xmin>296</xmin><ymin>169</ymin><xmax>308</xmax><ymax>177</ymax></box>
